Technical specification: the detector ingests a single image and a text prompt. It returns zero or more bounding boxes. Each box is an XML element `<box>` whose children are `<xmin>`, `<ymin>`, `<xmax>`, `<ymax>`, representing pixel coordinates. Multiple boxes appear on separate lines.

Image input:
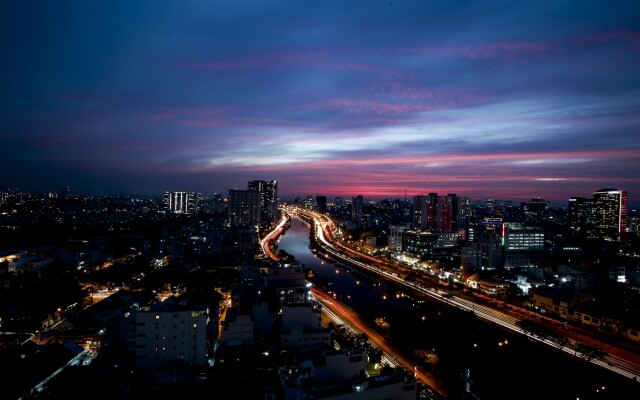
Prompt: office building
<box><xmin>228</xmin><ymin>189</ymin><xmax>262</xmax><ymax>226</ymax></box>
<box><xmin>450</xmin><ymin>193</ymin><xmax>472</xmax><ymax>231</ymax></box>
<box><xmin>413</xmin><ymin>193</ymin><xmax>467</xmax><ymax>232</ymax></box>
<box><xmin>567</xmin><ymin>196</ymin><xmax>597</xmax><ymax>236</ymax></box>
<box><xmin>593</xmin><ymin>188</ymin><xmax>628</xmax><ymax>241</ymax></box>
<box><xmin>504</xmin><ymin>224</ymin><xmax>545</xmax><ymax>269</ymax></box>
<box><xmin>352</xmin><ymin>195</ymin><xmax>364</xmax><ymax>226</ymax></box>
<box><xmin>163</xmin><ymin>191</ymin><xmax>201</xmax><ymax>214</ymax></box>
<box><xmin>521</xmin><ymin>197</ymin><xmax>550</xmax><ymax>222</ymax></box>
<box><xmin>462</xmin><ymin>219</ymin><xmax>504</xmax><ymax>270</ymax></box>
<box><xmin>568</xmin><ymin>189</ymin><xmax>628</xmax><ymax>241</ymax></box>
<box><xmin>388</xmin><ymin>223</ymin><xmax>410</xmax><ymax>254</ymax></box>
<box><xmin>248</xmin><ymin>180</ymin><xmax>279</xmax><ymax>223</ymax></box>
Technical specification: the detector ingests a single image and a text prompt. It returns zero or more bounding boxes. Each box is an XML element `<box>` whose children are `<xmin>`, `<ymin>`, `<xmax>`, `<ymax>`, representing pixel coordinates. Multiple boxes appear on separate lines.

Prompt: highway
<box><xmin>311</xmin><ymin>287</ymin><xmax>450</xmax><ymax>398</ymax></box>
<box><xmin>278</xmin><ymin>205</ymin><xmax>640</xmax><ymax>384</ymax></box>
<box><xmin>259</xmin><ymin>213</ymin><xmax>290</xmax><ymax>260</ymax></box>
<box><xmin>260</xmin><ymin>210</ymin><xmax>450</xmax><ymax>398</ymax></box>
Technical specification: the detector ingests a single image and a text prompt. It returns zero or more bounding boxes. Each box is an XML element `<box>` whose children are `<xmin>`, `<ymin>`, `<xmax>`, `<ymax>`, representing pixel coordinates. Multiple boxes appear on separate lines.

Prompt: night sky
<box><xmin>2</xmin><ymin>1</ymin><xmax>640</xmax><ymax>205</ymax></box>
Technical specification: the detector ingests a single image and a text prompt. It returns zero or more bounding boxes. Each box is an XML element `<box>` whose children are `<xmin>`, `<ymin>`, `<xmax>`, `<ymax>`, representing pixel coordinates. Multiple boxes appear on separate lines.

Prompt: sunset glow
<box><xmin>2</xmin><ymin>1</ymin><xmax>639</xmax><ymax>205</ymax></box>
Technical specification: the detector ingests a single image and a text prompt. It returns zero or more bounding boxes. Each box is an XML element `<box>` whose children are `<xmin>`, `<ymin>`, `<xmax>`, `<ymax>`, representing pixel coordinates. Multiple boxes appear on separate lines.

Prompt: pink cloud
<box><xmin>284</xmin><ymin>149</ymin><xmax>637</xmax><ymax>169</ymax></box>
<box><xmin>577</xmin><ymin>29</ymin><xmax>640</xmax><ymax>46</ymax></box>
<box><xmin>201</xmin><ymin>148</ymin><xmax>640</xmax><ymax>203</ymax></box>
<box><xmin>318</xmin><ymin>98</ymin><xmax>432</xmax><ymax>115</ymax></box>
<box><xmin>147</xmin><ymin>106</ymin><xmax>238</xmax><ymax>127</ymax></box>
<box><xmin>173</xmin><ymin>52</ymin><xmax>318</xmax><ymax>70</ymax></box>
<box><xmin>408</xmin><ymin>29</ymin><xmax>640</xmax><ymax>62</ymax></box>
<box><xmin>145</xmin><ymin>106</ymin><xmax>295</xmax><ymax>129</ymax></box>
<box><xmin>461</xmin><ymin>41</ymin><xmax>556</xmax><ymax>60</ymax></box>
<box><xmin>171</xmin><ymin>50</ymin><xmax>397</xmax><ymax>77</ymax></box>
<box><xmin>409</xmin><ymin>40</ymin><xmax>557</xmax><ymax>61</ymax></box>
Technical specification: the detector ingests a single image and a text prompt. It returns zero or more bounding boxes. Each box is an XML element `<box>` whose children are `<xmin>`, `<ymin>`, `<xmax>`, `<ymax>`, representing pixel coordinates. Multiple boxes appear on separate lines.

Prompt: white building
<box><xmin>134</xmin><ymin>297</ymin><xmax>209</xmax><ymax>369</ymax></box>
<box><xmin>163</xmin><ymin>191</ymin><xmax>201</xmax><ymax>214</ymax></box>
<box><xmin>504</xmin><ymin>224</ymin><xmax>544</xmax><ymax>269</ymax></box>
<box><xmin>388</xmin><ymin>223</ymin><xmax>409</xmax><ymax>254</ymax></box>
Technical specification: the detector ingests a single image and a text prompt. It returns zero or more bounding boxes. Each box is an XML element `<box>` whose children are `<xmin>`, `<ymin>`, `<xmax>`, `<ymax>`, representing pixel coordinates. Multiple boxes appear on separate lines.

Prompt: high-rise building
<box><xmin>316</xmin><ymin>195</ymin><xmax>327</xmax><ymax>213</ymax></box>
<box><xmin>352</xmin><ymin>195</ymin><xmax>364</xmax><ymax>226</ymax></box>
<box><xmin>163</xmin><ymin>191</ymin><xmax>201</xmax><ymax>214</ymax></box>
<box><xmin>567</xmin><ymin>196</ymin><xmax>597</xmax><ymax>236</ymax></box>
<box><xmin>521</xmin><ymin>197</ymin><xmax>550</xmax><ymax>222</ymax></box>
<box><xmin>568</xmin><ymin>189</ymin><xmax>628</xmax><ymax>241</ymax></box>
<box><xmin>413</xmin><ymin>193</ymin><xmax>464</xmax><ymax>232</ymax></box>
<box><xmin>593</xmin><ymin>188</ymin><xmax>628</xmax><ymax>241</ymax></box>
<box><xmin>412</xmin><ymin>193</ymin><xmax>436</xmax><ymax>230</ymax></box>
<box><xmin>134</xmin><ymin>298</ymin><xmax>209</xmax><ymax>369</ymax></box>
<box><xmin>463</xmin><ymin>237</ymin><xmax>503</xmax><ymax>271</ymax></box>
<box><xmin>462</xmin><ymin>218</ymin><xmax>504</xmax><ymax>270</ymax></box>
<box><xmin>388</xmin><ymin>223</ymin><xmax>410</xmax><ymax>254</ymax></box>
<box><xmin>503</xmin><ymin>224</ymin><xmax>545</xmax><ymax>269</ymax></box>
<box><xmin>228</xmin><ymin>189</ymin><xmax>262</xmax><ymax>225</ymax></box>
<box><xmin>449</xmin><ymin>193</ymin><xmax>471</xmax><ymax>231</ymax></box>
<box><xmin>248</xmin><ymin>180</ymin><xmax>279</xmax><ymax>223</ymax></box>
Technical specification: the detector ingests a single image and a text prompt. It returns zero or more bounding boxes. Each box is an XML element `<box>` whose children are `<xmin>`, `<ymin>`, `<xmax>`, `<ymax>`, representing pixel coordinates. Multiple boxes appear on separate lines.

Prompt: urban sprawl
<box><xmin>1</xmin><ymin>181</ymin><xmax>639</xmax><ymax>399</ymax></box>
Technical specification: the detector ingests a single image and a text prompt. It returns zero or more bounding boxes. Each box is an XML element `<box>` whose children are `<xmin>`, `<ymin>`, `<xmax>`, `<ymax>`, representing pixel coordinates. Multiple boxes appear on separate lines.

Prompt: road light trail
<box><xmin>283</xmin><ymin>205</ymin><xmax>640</xmax><ymax>383</ymax></box>
<box><xmin>260</xmin><ymin>209</ymin><xmax>450</xmax><ymax>398</ymax></box>
<box><xmin>312</xmin><ymin>287</ymin><xmax>450</xmax><ymax>398</ymax></box>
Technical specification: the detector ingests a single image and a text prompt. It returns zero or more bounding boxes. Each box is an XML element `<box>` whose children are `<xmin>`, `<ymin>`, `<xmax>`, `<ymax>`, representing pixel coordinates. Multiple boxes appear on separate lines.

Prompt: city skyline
<box><xmin>3</xmin><ymin>1</ymin><xmax>640</xmax><ymax>204</ymax></box>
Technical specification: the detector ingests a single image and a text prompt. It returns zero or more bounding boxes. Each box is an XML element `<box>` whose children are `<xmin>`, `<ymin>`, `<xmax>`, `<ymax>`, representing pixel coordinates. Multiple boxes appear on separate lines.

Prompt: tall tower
<box><xmin>593</xmin><ymin>188</ymin><xmax>628</xmax><ymax>241</ymax></box>
<box><xmin>352</xmin><ymin>195</ymin><xmax>364</xmax><ymax>226</ymax></box>
<box><xmin>248</xmin><ymin>180</ymin><xmax>279</xmax><ymax>223</ymax></box>
<box><xmin>228</xmin><ymin>189</ymin><xmax>261</xmax><ymax>226</ymax></box>
<box><xmin>265</xmin><ymin>180</ymin><xmax>279</xmax><ymax>221</ymax></box>
<box><xmin>412</xmin><ymin>194</ymin><xmax>436</xmax><ymax>230</ymax></box>
<box><xmin>567</xmin><ymin>197</ymin><xmax>597</xmax><ymax>236</ymax></box>
<box><xmin>316</xmin><ymin>195</ymin><xmax>327</xmax><ymax>213</ymax></box>
<box><xmin>413</xmin><ymin>193</ymin><xmax>460</xmax><ymax>232</ymax></box>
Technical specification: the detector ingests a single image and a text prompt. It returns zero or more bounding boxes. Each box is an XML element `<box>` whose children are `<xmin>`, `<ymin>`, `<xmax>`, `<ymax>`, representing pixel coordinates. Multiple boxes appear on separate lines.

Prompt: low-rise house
<box><xmin>529</xmin><ymin>287</ymin><xmax>572</xmax><ymax>319</ymax></box>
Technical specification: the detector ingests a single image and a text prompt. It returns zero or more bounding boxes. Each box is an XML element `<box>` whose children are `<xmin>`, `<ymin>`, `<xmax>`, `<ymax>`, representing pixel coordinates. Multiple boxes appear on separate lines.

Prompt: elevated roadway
<box><xmin>281</xmin><ymin>205</ymin><xmax>640</xmax><ymax>384</ymax></box>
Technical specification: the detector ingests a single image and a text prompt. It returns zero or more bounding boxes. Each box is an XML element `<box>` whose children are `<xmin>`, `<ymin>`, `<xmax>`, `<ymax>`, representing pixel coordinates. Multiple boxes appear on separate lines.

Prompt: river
<box><xmin>276</xmin><ymin>216</ymin><xmax>639</xmax><ymax>400</ymax></box>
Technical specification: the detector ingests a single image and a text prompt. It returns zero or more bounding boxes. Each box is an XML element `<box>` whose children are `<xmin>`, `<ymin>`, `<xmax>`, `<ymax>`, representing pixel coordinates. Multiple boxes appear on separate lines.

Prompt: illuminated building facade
<box><xmin>163</xmin><ymin>191</ymin><xmax>201</xmax><ymax>214</ymax></box>
<box><xmin>388</xmin><ymin>223</ymin><xmax>410</xmax><ymax>254</ymax></box>
<box><xmin>593</xmin><ymin>188</ymin><xmax>628</xmax><ymax>241</ymax></box>
<box><xmin>461</xmin><ymin>218</ymin><xmax>504</xmax><ymax>270</ymax></box>
<box><xmin>248</xmin><ymin>179</ymin><xmax>279</xmax><ymax>223</ymax></box>
<box><xmin>568</xmin><ymin>189</ymin><xmax>628</xmax><ymax>241</ymax></box>
<box><xmin>503</xmin><ymin>224</ymin><xmax>545</xmax><ymax>269</ymax></box>
<box><xmin>413</xmin><ymin>193</ymin><xmax>469</xmax><ymax>232</ymax></box>
<box><xmin>567</xmin><ymin>196</ymin><xmax>597</xmax><ymax>236</ymax></box>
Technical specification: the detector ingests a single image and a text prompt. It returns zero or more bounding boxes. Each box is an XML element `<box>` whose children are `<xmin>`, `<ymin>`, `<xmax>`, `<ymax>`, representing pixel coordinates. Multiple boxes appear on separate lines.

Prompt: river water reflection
<box><xmin>276</xmin><ymin>217</ymin><xmax>637</xmax><ymax>399</ymax></box>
